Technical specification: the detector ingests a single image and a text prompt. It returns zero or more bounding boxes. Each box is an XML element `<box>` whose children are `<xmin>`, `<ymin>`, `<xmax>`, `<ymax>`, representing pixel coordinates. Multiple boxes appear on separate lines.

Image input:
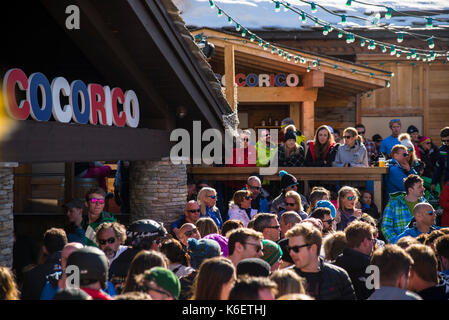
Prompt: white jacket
<box><xmin>227</xmin><ymin>204</ymin><xmax>258</xmax><ymax>227</ymax></box>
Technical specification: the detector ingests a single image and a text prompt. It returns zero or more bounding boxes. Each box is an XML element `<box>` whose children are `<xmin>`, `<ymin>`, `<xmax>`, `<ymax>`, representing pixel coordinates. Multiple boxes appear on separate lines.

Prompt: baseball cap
<box><xmin>145</xmin><ymin>267</ymin><xmax>181</xmax><ymax>300</ymax></box>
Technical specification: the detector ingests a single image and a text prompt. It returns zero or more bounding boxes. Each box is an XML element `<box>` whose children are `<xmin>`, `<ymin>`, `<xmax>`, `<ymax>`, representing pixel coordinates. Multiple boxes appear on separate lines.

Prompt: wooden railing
<box><xmin>188</xmin><ymin>166</ymin><xmax>389</xmax><ymax>210</ymax></box>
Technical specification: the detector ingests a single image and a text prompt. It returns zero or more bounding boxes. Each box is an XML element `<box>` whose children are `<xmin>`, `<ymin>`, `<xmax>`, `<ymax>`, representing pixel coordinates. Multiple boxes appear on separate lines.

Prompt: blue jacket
<box><xmin>385</xmin><ymin>159</ymin><xmax>417</xmax><ymax>201</ymax></box>
<box><xmin>205</xmin><ymin>206</ymin><xmax>224</xmax><ymax>229</ymax></box>
<box><xmin>394</xmin><ymin>225</ymin><xmax>440</xmax><ymax>244</ymax></box>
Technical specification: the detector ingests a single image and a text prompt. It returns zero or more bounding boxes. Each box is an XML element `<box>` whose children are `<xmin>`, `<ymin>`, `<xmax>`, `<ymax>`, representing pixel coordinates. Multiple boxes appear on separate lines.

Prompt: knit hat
<box><xmin>188</xmin><ymin>238</ymin><xmax>221</xmax><ymax>269</ymax></box>
<box><xmin>400</xmin><ymin>139</ymin><xmax>414</xmax><ymax>151</ymax></box>
<box><xmin>284</xmin><ymin>130</ymin><xmax>297</xmax><ymax>142</ymax></box>
<box><xmin>236</xmin><ymin>258</ymin><xmax>271</xmax><ymax>277</ymax></box>
<box><xmin>372</xmin><ymin>134</ymin><xmax>382</xmax><ymax>142</ymax></box>
<box><xmin>407</xmin><ymin>125</ymin><xmax>419</xmax><ymax>135</ymax></box>
<box><xmin>203</xmin><ymin>233</ymin><xmax>229</xmax><ymax>257</ymax></box>
<box><xmin>145</xmin><ymin>267</ymin><xmax>181</xmax><ymax>300</ymax></box>
<box><xmin>315</xmin><ymin>200</ymin><xmax>336</xmax><ymax>219</ymax></box>
<box><xmin>279</xmin><ymin>170</ymin><xmax>298</xmax><ymax>190</ymax></box>
<box><xmin>261</xmin><ymin>239</ymin><xmax>283</xmax><ymax>267</ymax></box>
<box><xmin>419</xmin><ymin>136</ymin><xmax>431</xmax><ymax>145</ymax></box>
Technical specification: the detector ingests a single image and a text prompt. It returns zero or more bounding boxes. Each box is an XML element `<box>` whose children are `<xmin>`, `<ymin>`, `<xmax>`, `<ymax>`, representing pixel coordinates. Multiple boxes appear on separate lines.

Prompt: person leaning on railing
<box><xmin>304</xmin><ymin>125</ymin><xmax>338</xmax><ymax>167</ymax></box>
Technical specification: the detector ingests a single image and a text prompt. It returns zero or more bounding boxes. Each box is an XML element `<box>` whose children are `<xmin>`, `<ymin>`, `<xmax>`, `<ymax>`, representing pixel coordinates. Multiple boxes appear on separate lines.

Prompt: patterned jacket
<box><xmin>278</xmin><ymin>144</ymin><xmax>305</xmax><ymax>167</ymax></box>
<box><xmin>381</xmin><ymin>192</ymin><xmax>427</xmax><ymax>243</ymax></box>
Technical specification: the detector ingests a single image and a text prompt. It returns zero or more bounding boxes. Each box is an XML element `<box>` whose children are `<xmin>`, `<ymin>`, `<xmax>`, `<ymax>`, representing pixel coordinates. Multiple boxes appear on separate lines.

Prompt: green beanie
<box><xmin>147</xmin><ymin>267</ymin><xmax>181</xmax><ymax>299</ymax></box>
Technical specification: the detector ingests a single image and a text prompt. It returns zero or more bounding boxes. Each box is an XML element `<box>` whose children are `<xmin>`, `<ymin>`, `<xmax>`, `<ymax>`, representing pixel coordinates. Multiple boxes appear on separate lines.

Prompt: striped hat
<box><xmin>419</xmin><ymin>136</ymin><xmax>431</xmax><ymax>145</ymax></box>
<box><xmin>261</xmin><ymin>239</ymin><xmax>283</xmax><ymax>267</ymax></box>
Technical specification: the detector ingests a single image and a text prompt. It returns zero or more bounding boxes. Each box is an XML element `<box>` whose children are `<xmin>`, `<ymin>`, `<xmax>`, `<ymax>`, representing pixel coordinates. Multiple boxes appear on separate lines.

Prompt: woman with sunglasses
<box><xmin>227</xmin><ymin>190</ymin><xmax>258</xmax><ymax>227</ymax></box>
<box><xmin>278</xmin><ymin>125</ymin><xmax>305</xmax><ymax>167</ymax></box>
<box><xmin>399</xmin><ymin>133</ymin><xmax>424</xmax><ymax>175</ymax></box>
<box><xmin>278</xmin><ymin>190</ymin><xmax>308</xmax><ymax>220</ymax></box>
<box><xmin>385</xmin><ymin>144</ymin><xmax>418</xmax><ymax>201</ymax></box>
<box><xmin>336</xmin><ymin>186</ymin><xmax>362</xmax><ymax>231</ymax></box>
<box><xmin>197</xmin><ymin>187</ymin><xmax>224</xmax><ymax>230</ymax></box>
<box><xmin>332</xmin><ymin>127</ymin><xmax>368</xmax><ymax>168</ymax></box>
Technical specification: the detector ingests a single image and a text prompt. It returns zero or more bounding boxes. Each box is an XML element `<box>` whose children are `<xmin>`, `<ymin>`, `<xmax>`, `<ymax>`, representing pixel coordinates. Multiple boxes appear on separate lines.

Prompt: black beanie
<box><xmin>407</xmin><ymin>125</ymin><xmax>419</xmax><ymax>135</ymax></box>
<box><xmin>279</xmin><ymin>170</ymin><xmax>298</xmax><ymax>190</ymax></box>
<box><xmin>236</xmin><ymin>258</ymin><xmax>271</xmax><ymax>277</ymax></box>
<box><xmin>284</xmin><ymin>130</ymin><xmax>297</xmax><ymax>143</ymax></box>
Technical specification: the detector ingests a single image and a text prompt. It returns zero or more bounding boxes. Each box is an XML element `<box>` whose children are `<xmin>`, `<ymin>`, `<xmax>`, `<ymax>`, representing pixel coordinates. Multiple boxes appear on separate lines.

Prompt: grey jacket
<box><xmin>332</xmin><ymin>141</ymin><xmax>368</xmax><ymax>167</ymax></box>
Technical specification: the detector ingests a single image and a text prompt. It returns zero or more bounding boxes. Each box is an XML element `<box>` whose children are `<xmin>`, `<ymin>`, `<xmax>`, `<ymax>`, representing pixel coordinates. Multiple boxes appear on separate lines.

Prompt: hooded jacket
<box><xmin>384</xmin><ymin>158</ymin><xmax>417</xmax><ymax>200</ymax></box>
<box><xmin>332</xmin><ymin>141</ymin><xmax>368</xmax><ymax>167</ymax></box>
<box><xmin>227</xmin><ymin>203</ymin><xmax>258</xmax><ymax>227</ymax></box>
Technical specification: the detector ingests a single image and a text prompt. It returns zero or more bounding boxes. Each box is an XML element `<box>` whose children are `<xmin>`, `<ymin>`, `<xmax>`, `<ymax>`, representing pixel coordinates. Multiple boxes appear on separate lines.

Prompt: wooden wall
<box><xmin>357</xmin><ymin>57</ymin><xmax>449</xmax><ymax>144</ymax></box>
<box><xmin>315</xmin><ymin>93</ymin><xmax>357</xmax><ymax>135</ymax></box>
<box><xmin>237</xmin><ymin>104</ymin><xmax>289</xmax><ymax>129</ymax></box>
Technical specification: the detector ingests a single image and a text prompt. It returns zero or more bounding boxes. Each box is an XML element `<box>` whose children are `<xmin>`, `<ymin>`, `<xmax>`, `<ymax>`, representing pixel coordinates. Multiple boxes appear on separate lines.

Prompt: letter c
<box><xmin>3</xmin><ymin>68</ymin><xmax>30</xmax><ymax>120</ymax></box>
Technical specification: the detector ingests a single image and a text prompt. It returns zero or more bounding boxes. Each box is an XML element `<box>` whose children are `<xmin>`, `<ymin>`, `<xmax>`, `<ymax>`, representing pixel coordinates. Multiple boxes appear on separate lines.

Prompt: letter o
<box><xmin>70</xmin><ymin>80</ymin><xmax>91</xmax><ymax>124</ymax></box>
<box><xmin>246</xmin><ymin>73</ymin><xmax>258</xmax><ymax>87</ymax></box>
<box><xmin>286</xmin><ymin>74</ymin><xmax>299</xmax><ymax>87</ymax></box>
<box><xmin>124</xmin><ymin>90</ymin><xmax>140</xmax><ymax>128</ymax></box>
<box><xmin>27</xmin><ymin>73</ymin><xmax>53</xmax><ymax>121</ymax></box>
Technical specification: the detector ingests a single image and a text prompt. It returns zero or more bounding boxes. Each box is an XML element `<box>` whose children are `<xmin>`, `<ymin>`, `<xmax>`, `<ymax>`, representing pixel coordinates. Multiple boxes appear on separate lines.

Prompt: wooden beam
<box><xmin>289</xmin><ymin>103</ymin><xmax>301</xmax><ymax>131</ymax></box>
<box><xmin>238</xmin><ymin>87</ymin><xmax>318</xmax><ymax>103</ymax></box>
<box><xmin>303</xmin><ymin>70</ymin><xmax>324</xmax><ymax>88</ymax></box>
<box><xmin>302</xmin><ymin>101</ymin><xmax>315</xmax><ymax>141</ymax></box>
<box><xmin>224</xmin><ymin>44</ymin><xmax>236</xmax><ymax>111</ymax></box>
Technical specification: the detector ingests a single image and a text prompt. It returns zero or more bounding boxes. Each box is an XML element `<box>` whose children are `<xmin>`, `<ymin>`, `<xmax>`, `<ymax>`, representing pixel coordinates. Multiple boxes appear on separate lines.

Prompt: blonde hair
<box><xmin>0</xmin><ymin>266</ymin><xmax>20</xmax><ymax>300</ymax></box>
<box><xmin>338</xmin><ymin>186</ymin><xmax>359</xmax><ymax>213</ymax></box>
<box><xmin>197</xmin><ymin>187</ymin><xmax>218</xmax><ymax>215</ymax></box>
<box><xmin>285</xmin><ymin>190</ymin><xmax>302</xmax><ymax>212</ymax></box>
<box><xmin>343</xmin><ymin>127</ymin><xmax>363</xmax><ymax>144</ymax></box>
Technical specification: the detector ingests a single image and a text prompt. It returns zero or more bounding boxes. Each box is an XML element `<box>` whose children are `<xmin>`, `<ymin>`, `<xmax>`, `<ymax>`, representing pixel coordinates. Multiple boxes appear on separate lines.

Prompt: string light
<box><xmin>275</xmin><ymin>1</ymin><xmax>281</xmax><ymax>12</ymax></box>
<box><xmin>385</xmin><ymin>7</ymin><xmax>393</xmax><ymax>19</ymax></box>
<box><xmin>397</xmin><ymin>32</ymin><xmax>404</xmax><ymax>43</ymax></box>
<box><xmin>428</xmin><ymin>37</ymin><xmax>435</xmax><ymax>49</ymax></box>
<box><xmin>346</xmin><ymin>0</ymin><xmax>352</xmax><ymax>7</ymax></box>
<box><xmin>311</xmin><ymin>2</ymin><xmax>317</xmax><ymax>13</ymax></box>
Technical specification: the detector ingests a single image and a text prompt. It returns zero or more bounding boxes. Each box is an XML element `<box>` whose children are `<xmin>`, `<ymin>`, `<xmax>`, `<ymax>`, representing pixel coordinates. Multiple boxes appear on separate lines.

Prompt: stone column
<box><xmin>129</xmin><ymin>158</ymin><xmax>187</xmax><ymax>228</ymax></box>
<box><xmin>0</xmin><ymin>162</ymin><xmax>18</xmax><ymax>268</ymax></box>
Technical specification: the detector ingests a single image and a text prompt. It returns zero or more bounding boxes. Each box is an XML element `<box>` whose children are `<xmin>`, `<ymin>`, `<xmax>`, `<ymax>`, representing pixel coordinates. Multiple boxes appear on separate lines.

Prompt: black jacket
<box><xmin>304</xmin><ymin>142</ymin><xmax>338</xmax><ymax>167</ymax></box>
<box><xmin>334</xmin><ymin>248</ymin><xmax>374</xmax><ymax>300</ymax></box>
<box><xmin>278</xmin><ymin>144</ymin><xmax>305</xmax><ymax>167</ymax></box>
<box><xmin>21</xmin><ymin>251</ymin><xmax>62</xmax><ymax>300</ymax></box>
<box><xmin>291</xmin><ymin>257</ymin><xmax>356</xmax><ymax>300</ymax></box>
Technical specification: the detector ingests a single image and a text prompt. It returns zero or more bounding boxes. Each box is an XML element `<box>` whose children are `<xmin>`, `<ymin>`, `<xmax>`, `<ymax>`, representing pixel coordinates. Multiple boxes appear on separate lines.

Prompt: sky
<box><xmin>176</xmin><ymin>0</ymin><xmax>449</xmax><ymax>30</ymax></box>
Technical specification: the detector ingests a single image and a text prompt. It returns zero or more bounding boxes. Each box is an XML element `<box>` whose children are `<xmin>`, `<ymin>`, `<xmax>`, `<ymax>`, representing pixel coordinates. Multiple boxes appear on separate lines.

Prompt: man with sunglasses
<box><xmin>246</xmin><ymin>176</ymin><xmax>271</xmax><ymax>213</ymax></box>
<box><xmin>178</xmin><ymin>223</ymin><xmax>201</xmax><ymax>248</ymax></box>
<box><xmin>286</xmin><ymin>223</ymin><xmax>355</xmax><ymax>300</ymax></box>
<box><xmin>394</xmin><ymin>203</ymin><xmax>440</xmax><ymax>244</ymax></box>
<box><xmin>380</xmin><ymin>119</ymin><xmax>402</xmax><ymax>157</ymax></box>
<box><xmin>253</xmin><ymin>213</ymin><xmax>281</xmax><ymax>242</ymax></box>
<box><xmin>95</xmin><ymin>222</ymin><xmax>128</xmax><ymax>264</ymax></box>
<box><xmin>170</xmin><ymin>201</ymin><xmax>201</xmax><ymax>240</ymax></box>
<box><xmin>82</xmin><ymin>188</ymin><xmax>117</xmax><ymax>247</ymax></box>
<box><xmin>385</xmin><ymin>144</ymin><xmax>417</xmax><ymax>201</ymax></box>
<box><xmin>309</xmin><ymin>207</ymin><xmax>335</xmax><ymax>235</ymax></box>
<box><xmin>227</xmin><ymin>228</ymin><xmax>264</xmax><ymax>267</ymax></box>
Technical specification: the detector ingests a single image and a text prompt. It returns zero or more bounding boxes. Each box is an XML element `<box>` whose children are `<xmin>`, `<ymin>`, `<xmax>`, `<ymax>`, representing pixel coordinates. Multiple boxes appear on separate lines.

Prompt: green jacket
<box><xmin>256</xmin><ymin>141</ymin><xmax>278</xmax><ymax>167</ymax></box>
<box><xmin>381</xmin><ymin>192</ymin><xmax>427</xmax><ymax>243</ymax></box>
<box><xmin>83</xmin><ymin>211</ymin><xmax>117</xmax><ymax>247</ymax></box>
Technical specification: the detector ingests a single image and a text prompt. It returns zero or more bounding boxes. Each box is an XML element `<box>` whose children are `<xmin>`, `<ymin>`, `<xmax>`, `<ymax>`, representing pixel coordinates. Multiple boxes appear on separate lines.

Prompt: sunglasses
<box><xmin>188</xmin><ymin>209</ymin><xmax>201</xmax><ymax>213</ymax></box>
<box><xmin>242</xmin><ymin>138</ymin><xmax>249</xmax><ymax>142</ymax></box>
<box><xmin>323</xmin><ymin>218</ymin><xmax>334</xmax><ymax>224</ymax></box>
<box><xmin>425</xmin><ymin>142</ymin><xmax>431</xmax><ymax>145</ymax></box>
<box><xmin>347</xmin><ymin>196</ymin><xmax>356</xmax><ymax>201</ymax></box>
<box><xmin>442</xmin><ymin>139</ymin><xmax>449</xmax><ymax>144</ymax></box>
<box><xmin>288</xmin><ymin>244</ymin><xmax>311</xmax><ymax>253</ymax></box>
<box><xmin>343</xmin><ymin>136</ymin><xmax>353</xmax><ymax>139</ymax></box>
<box><xmin>248</xmin><ymin>185</ymin><xmax>261</xmax><ymax>190</ymax></box>
<box><xmin>208</xmin><ymin>195</ymin><xmax>217</xmax><ymax>199</ymax></box>
<box><xmin>90</xmin><ymin>198</ymin><xmax>105</xmax><ymax>204</ymax></box>
<box><xmin>184</xmin><ymin>228</ymin><xmax>199</xmax><ymax>237</ymax></box>
<box><xmin>407</xmin><ymin>147</ymin><xmax>414</xmax><ymax>153</ymax></box>
<box><xmin>358</xmin><ymin>131</ymin><xmax>365</xmax><ymax>134</ymax></box>
<box><xmin>244</xmin><ymin>196</ymin><xmax>251</xmax><ymax>200</ymax></box>
<box><xmin>403</xmin><ymin>153</ymin><xmax>410</xmax><ymax>157</ymax></box>
<box><xmin>285</xmin><ymin>202</ymin><xmax>296</xmax><ymax>207</ymax></box>
<box><xmin>427</xmin><ymin>210</ymin><xmax>435</xmax><ymax>216</ymax></box>
<box><xmin>98</xmin><ymin>237</ymin><xmax>116</xmax><ymax>246</ymax></box>
<box><xmin>244</xmin><ymin>242</ymin><xmax>262</xmax><ymax>253</ymax></box>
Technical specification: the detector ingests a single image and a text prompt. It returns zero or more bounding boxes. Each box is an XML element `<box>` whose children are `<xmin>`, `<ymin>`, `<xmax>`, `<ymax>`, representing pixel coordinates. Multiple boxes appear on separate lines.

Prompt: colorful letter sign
<box><xmin>2</xmin><ymin>68</ymin><xmax>140</xmax><ymax>128</ymax></box>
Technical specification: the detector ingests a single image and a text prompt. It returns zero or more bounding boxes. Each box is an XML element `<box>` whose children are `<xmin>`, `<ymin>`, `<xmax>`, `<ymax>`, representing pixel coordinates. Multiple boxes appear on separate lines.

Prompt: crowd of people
<box><xmin>2</xmin><ymin>118</ymin><xmax>449</xmax><ymax>301</ymax></box>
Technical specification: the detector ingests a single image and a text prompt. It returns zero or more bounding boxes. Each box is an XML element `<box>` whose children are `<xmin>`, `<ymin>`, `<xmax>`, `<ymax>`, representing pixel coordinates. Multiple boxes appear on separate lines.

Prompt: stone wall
<box><xmin>129</xmin><ymin>158</ymin><xmax>187</xmax><ymax>228</ymax></box>
<box><xmin>0</xmin><ymin>163</ymin><xmax>18</xmax><ymax>267</ymax></box>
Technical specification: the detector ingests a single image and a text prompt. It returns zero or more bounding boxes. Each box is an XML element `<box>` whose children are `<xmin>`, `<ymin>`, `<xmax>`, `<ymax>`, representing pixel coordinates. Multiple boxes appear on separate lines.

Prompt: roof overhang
<box><xmin>192</xmin><ymin>28</ymin><xmax>392</xmax><ymax>97</ymax></box>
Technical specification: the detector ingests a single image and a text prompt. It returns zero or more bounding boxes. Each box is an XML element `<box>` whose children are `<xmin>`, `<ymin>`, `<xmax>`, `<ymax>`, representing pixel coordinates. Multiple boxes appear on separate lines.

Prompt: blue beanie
<box><xmin>187</xmin><ymin>238</ymin><xmax>221</xmax><ymax>269</ymax></box>
<box><xmin>315</xmin><ymin>200</ymin><xmax>336</xmax><ymax>219</ymax></box>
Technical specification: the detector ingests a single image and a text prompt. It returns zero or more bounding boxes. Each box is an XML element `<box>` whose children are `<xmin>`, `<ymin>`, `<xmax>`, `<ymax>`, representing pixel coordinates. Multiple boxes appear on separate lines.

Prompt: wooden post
<box><xmin>302</xmin><ymin>101</ymin><xmax>315</xmax><ymax>141</ymax></box>
<box><xmin>374</xmin><ymin>180</ymin><xmax>382</xmax><ymax>211</ymax></box>
<box><xmin>65</xmin><ymin>162</ymin><xmax>74</xmax><ymax>202</ymax></box>
<box><xmin>289</xmin><ymin>102</ymin><xmax>301</xmax><ymax>131</ymax></box>
<box><xmin>224</xmin><ymin>44</ymin><xmax>236</xmax><ymax>111</ymax></box>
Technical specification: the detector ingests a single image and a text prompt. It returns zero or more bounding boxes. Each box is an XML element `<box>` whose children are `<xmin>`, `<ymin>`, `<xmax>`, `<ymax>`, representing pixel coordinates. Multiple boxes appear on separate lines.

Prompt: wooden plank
<box><xmin>224</xmin><ymin>44</ymin><xmax>236</xmax><ymax>111</ymax></box>
<box><xmin>289</xmin><ymin>103</ymin><xmax>301</xmax><ymax>131</ymax></box>
<box><xmin>65</xmin><ymin>162</ymin><xmax>74</xmax><ymax>203</ymax></box>
<box><xmin>423</xmin><ymin>65</ymin><xmax>430</xmax><ymax>136</ymax></box>
<box><xmin>302</xmin><ymin>101</ymin><xmax>315</xmax><ymax>141</ymax></box>
<box><xmin>303</xmin><ymin>70</ymin><xmax>324</xmax><ymax>88</ymax></box>
<box><xmin>188</xmin><ymin>166</ymin><xmax>388</xmax><ymax>175</ymax></box>
<box><xmin>237</xmin><ymin>87</ymin><xmax>318</xmax><ymax>103</ymax></box>
<box><xmin>13</xmin><ymin>164</ymin><xmax>32</xmax><ymax>213</ymax></box>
